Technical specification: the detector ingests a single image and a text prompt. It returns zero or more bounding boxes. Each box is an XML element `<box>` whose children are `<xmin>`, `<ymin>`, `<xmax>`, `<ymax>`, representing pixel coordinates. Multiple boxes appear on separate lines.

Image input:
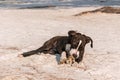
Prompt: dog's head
<box><xmin>68</xmin><ymin>30</ymin><xmax>93</xmax><ymax>49</ymax></box>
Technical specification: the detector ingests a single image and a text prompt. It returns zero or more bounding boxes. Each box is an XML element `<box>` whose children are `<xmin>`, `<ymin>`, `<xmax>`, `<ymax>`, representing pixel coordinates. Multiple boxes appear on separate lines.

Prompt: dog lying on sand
<box><xmin>19</xmin><ymin>30</ymin><xmax>93</xmax><ymax>65</ymax></box>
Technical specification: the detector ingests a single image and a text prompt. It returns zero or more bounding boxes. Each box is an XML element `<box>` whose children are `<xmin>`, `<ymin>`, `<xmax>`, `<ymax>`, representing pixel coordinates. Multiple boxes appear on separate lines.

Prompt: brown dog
<box><xmin>20</xmin><ymin>30</ymin><xmax>93</xmax><ymax>65</ymax></box>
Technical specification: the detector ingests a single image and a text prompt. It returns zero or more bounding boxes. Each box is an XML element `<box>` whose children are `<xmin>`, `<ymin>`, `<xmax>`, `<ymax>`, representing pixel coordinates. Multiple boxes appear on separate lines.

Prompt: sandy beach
<box><xmin>0</xmin><ymin>7</ymin><xmax>120</xmax><ymax>80</ymax></box>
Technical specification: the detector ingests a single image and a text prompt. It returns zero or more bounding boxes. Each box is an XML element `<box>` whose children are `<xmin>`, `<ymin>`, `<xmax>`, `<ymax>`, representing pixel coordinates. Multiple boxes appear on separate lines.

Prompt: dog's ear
<box><xmin>84</xmin><ymin>35</ymin><xmax>93</xmax><ymax>48</ymax></box>
<box><xmin>68</xmin><ymin>30</ymin><xmax>77</xmax><ymax>37</ymax></box>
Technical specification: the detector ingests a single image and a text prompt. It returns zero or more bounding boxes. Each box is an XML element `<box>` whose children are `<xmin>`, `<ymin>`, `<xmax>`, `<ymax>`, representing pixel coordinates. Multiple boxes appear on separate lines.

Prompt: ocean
<box><xmin>0</xmin><ymin>0</ymin><xmax>120</xmax><ymax>9</ymax></box>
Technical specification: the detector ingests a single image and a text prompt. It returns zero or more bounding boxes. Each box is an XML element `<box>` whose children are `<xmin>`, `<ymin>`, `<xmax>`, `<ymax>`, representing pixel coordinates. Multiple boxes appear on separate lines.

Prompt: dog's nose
<box><xmin>72</xmin><ymin>54</ymin><xmax>77</xmax><ymax>58</ymax></box>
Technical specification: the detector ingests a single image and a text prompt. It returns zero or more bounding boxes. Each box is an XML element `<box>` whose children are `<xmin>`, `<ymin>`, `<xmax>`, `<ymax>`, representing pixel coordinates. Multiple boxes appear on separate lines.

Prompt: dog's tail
<box><xmin>21</xmin><ymin>50</ymin><xmax>39</xmax><ymax>57</ymax></box>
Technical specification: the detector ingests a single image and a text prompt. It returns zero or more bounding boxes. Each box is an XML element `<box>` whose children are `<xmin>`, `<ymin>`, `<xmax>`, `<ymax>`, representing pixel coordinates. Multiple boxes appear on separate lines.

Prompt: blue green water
<box><xmin>0</xmin><ymin>0</ymin><xmax>120</xmax><ymax>9</ymax></box>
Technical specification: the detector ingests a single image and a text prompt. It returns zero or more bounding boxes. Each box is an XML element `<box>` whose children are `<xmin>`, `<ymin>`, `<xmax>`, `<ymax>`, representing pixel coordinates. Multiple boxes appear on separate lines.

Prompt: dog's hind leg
<box><xmin>21</xmin><ymin>50</ymin><xmax>38</xmax><ymax>57</ymax></box>
<box><xmin>21</xmin><ymin>45</ymin><xmax>53</xmax><ymax>57</ymax></box>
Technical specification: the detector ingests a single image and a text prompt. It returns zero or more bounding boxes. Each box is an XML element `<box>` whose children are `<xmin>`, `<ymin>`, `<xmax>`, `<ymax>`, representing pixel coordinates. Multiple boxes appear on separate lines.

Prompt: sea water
<box><xmin>0</xmin><ymin>0</ymin><xmax>119</xmax><ymax>9</ymax></box>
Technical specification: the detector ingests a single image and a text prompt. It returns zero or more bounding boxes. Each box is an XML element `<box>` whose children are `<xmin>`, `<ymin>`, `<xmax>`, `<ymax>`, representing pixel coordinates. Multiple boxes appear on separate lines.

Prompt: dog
<box><xmin>19</xmin><ymin>30</ymin><xmax>93</xmax><ymax>66</ymax></box>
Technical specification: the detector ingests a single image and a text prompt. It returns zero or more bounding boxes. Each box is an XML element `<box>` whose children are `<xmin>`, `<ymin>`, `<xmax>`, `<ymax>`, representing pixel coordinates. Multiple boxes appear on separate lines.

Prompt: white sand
<box><xmin>0</xmin><ymin>7</ymin><xmax>120</xmax><ymax>80</ymax></box>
